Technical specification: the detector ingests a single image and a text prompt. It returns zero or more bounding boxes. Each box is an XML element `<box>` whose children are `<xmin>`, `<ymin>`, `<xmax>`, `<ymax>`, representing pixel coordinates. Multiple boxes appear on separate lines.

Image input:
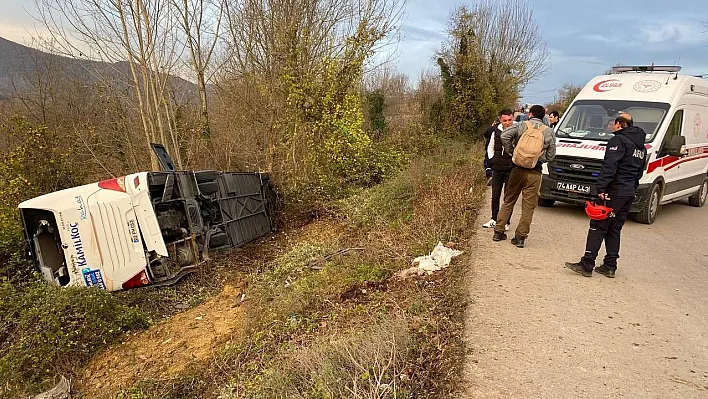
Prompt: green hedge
<box><xmin>0</xmin><ymin>279</ymin><xmax>150</xmax><ymax>397</ymax></box>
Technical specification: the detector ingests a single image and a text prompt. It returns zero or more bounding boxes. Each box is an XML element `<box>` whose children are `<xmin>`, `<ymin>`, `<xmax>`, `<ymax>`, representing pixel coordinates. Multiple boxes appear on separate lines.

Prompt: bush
<box><xmin>0</xmin><ymin>251</ymin><xmax>37</xmax><ymax>288</ymax></box>
<box><xmin>0</xmin><ymin>117</ymin><xmax>85</xmax><ymax>270</ymax></box>
<box><xmin>0</xmin><ymin>280</ymin><xmax>150</xmax><ymax>397</ymax></box>
<box><xmin>0</xmin><ymin>205</ymin><xmax>21</xmax><ymax>256</ymax></box>
<box><xmin>339</xmin><ymin>138</ymin><xmax>479</xmax><ymax>238</ymax></box>
<box><xmin>248</xmin><ymin>242</ymin><xmax>394</xmax><ymax>328</ymax></box>
<box><xmin>337</xmin><ymin>173</ymin><xmax>417</xmax><ymax>228</ymax></box>
<box><xmin>247</xmin><ymin>317</ymin><xmax>410</xmax><ymax>399</ymax></box>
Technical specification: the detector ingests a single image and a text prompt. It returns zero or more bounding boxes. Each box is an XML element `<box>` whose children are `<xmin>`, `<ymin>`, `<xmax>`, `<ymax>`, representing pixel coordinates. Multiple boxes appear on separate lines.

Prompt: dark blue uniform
<box><xmin>580</xmin><ymin>126</ymin><xmax>647</xmax><ymax>272</ymax></box>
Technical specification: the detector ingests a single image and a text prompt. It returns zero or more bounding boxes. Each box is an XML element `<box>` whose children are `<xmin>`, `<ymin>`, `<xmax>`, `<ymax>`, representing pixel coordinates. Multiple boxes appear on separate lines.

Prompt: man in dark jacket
<box><xmin>492</xmin><ymin>105</ymin><xmax>556</xmax><ymax>248</ymax></box>
<box><xmin>548</xmin><ymin>110</ymin><xmax>560</xmax><ymax>129</ymax></box>
<box><xmin>565</xmin><ymin>113</ymin><xmax>647</xmax><ymax>277</ymax></box>
<box><xmin>482</xmin><ymin>109</ymin><xmax>515</xmax><ymax>230</ymax></box>
<box><xmin>483</xmin><ymin>119</ymin><xmax>500</xmax><ymax>186</ymax></box>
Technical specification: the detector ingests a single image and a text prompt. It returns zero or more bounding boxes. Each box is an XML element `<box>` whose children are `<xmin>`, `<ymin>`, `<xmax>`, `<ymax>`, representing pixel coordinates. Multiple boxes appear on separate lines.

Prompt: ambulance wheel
<box><xmin>635</xmin><ymin>183</ymin><xmax>661</xmax><ymax>224</ymax></box>
<box><xmin>538</xmin><ymin>198</ymin><xmax>555</xmax><ymax>207</ymax></box>
<box><xmin>688</xmin><ymin>177</ymin><xmax>708</xmax><ymax>207</ymax></box>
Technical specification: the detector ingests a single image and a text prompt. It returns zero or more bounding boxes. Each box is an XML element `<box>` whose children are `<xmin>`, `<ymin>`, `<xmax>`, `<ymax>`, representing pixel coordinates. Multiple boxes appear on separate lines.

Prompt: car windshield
<box><xmin>556</xmin><ymin>100</ymin><xmax>670</xmax><ymax>142</ymax></box>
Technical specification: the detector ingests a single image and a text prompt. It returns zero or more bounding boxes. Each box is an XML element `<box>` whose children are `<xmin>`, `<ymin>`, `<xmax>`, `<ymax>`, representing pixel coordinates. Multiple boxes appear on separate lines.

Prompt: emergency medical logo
<box><xmin>694</xmin><ymin>113</ymin><xmax>702</xmax><ymax>137</ymax></box>
<box><xmin>593</xmin><ymin>79</ymin><xmax>622</xmax><ymax>92</ymax></box>
<box><xmin>633</xmin><ymin>80</ymin><xmax>661</xmax><ymax>93</ymax></box>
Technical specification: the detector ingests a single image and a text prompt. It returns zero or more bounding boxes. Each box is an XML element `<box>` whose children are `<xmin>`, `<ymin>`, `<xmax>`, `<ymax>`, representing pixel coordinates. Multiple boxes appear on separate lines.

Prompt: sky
<box><xmin>2</xmin><ymin>0</ymin><xmax>708</xmax><ymax>105</ymax></box>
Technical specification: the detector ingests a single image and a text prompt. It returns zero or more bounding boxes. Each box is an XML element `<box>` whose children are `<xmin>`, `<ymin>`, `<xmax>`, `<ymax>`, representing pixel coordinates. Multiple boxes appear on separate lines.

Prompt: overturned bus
<box><xmin>18</xmin><ymin>144</ymin><xmax>275</xmax><ymax>291</ymax></box>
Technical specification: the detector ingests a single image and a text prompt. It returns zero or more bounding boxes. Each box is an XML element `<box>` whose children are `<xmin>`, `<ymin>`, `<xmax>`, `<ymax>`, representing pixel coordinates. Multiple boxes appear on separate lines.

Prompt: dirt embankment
<box><xmin>77</xmin><ymin>283</ymin><xmax>247</xmax><ymax>397</ymax></box>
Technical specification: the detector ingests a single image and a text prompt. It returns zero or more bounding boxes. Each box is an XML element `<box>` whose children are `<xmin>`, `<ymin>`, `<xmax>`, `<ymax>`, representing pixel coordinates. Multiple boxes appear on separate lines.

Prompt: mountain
<box><xmin>0</xmin><ymin>36</ymin><xmax>197</xmax><ymax>101</ymax></box>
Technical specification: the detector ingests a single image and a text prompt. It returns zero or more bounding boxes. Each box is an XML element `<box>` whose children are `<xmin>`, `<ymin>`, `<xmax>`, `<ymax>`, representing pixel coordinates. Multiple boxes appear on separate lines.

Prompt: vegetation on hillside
<box><xmin>0</xmin><ymin>0</ymin><xmax>548</xmax><ymax>397</ymax></box>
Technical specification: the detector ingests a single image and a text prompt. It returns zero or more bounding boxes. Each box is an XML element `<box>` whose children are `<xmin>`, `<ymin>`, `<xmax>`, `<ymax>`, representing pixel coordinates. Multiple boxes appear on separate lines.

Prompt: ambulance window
<box><xmin>659</xmin><ymin>110</ymin><xmax>683</xmax><ymax>157</ymax></box>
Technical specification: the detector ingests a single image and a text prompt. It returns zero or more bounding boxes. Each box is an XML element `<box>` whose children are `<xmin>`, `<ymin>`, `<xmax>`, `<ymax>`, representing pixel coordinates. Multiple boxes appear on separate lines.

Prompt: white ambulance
<box><xmin>539</xmin><ymin>65</ymin><xmax>708</xmax><ymax>224</ymax></box>
<box><xmin>18</xmin><ymin>145</ymin><xmax>275</xmax><ymax>291</ymax></box>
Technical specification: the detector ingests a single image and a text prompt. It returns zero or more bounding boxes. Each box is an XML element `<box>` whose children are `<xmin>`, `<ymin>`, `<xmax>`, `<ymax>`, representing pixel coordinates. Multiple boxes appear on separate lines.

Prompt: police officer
<box><xmin>565</xmin><ymin>113</ymin><xmax>647</xmax><ymax>277</ymax></box>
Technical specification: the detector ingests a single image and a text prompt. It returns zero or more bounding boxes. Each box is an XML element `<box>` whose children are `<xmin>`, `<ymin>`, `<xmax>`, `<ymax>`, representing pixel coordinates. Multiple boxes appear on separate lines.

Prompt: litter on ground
<box><xmin>397</xmin><ymin>242</ymin><xmax>464</xmax><ymax>279</ymax></box>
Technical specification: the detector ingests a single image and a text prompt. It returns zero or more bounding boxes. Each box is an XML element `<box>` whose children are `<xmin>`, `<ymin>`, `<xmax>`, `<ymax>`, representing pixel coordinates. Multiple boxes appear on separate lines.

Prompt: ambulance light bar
<box><xmin>611</xmin><ymin>65</ymin><xmax>682</xmax><ymax>74</ymax></box>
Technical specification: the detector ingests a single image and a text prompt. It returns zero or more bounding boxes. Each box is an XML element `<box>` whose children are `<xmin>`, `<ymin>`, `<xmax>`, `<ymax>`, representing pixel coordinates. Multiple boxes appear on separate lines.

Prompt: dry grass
<box><xmin>219</xmin><ymin>317</ymin><xmax>410</xmax><ymax>399</ymax></box>
<box><xmin>91</xmin><ymin>138</ymin><xmax>487</xmax><ymax>399</ymax></box>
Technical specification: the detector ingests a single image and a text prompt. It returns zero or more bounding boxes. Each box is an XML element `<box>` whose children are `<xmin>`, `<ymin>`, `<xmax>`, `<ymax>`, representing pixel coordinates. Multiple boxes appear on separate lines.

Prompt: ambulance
<box><xmin>18</xmin><ymin>144</ymin><xmax>275</xmax><ymax>291</ymax></box>
<box><xmin>539</xmin><ymin>65</ymin><xmax>708</xmax><ymax>224</ymax></box>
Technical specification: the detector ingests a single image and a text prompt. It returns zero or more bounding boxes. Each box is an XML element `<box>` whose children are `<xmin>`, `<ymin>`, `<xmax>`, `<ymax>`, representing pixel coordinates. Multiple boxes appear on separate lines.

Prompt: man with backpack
<box><xmin>492</xmin><ymin>105</ymin><xmax>556</xmax><ymax>248</ymax></box>
<box><xmin>565</xmin><ymin>113</ymin><xmax>646</xmax><ymax>277</ymax></box>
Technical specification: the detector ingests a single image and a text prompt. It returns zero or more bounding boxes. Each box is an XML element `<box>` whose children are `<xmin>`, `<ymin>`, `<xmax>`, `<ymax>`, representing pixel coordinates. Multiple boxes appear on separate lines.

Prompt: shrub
<box><xmin>0</xmin><ymin>117</ymin><xmax>85</xmax><ymax>273</ymax></box>
<box><xmin>247</xmin><ymin>317</ymin><xmax>410</xmax><ymax>399</ymax></box>
<box><xmin>337</xmin><ymin>173</ymin><xmax>417</xmax><ymax>228</ymax></box>
<box><xmin>0</xmin><ymin>280</ymin><xmax>150</xmax><ymax>397</ymax></box>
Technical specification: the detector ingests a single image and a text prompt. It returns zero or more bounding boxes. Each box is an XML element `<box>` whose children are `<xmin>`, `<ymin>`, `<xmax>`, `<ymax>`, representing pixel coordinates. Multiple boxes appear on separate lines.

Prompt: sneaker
<box><xmin>505</xmin><ymin>223</ymin><xmax>510</xmax><ymax>232</ymax></box>
<box><xmin>565</xmin><ymin>262</ymin><xmax>592</xmax><ymax>277</ymax></box>
<box><xmin>482</xmin><ymin>219</ymin><xmax>497</xmax><ymax>228</ymax></box>
<box><xmin>511</xmin><ymin>236</ymin><xmax>525</xmax><ymax>248</ymax></box>
<box><xmin>594</xmin><ymin>265</ymin><xmax>616</xmax><ymax>278</ymax></box>
<box><xmin>492</xmin><ymin>231</ymin><xmax>507</xmax><ymax>241</ymax></box>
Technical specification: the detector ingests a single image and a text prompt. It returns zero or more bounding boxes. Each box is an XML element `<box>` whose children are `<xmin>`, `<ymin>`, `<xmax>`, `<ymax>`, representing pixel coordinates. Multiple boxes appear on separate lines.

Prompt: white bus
<box><xmin>18</xmin><ymin>144</ymin><xmax>275</xmax><ymax>291</ymax></box>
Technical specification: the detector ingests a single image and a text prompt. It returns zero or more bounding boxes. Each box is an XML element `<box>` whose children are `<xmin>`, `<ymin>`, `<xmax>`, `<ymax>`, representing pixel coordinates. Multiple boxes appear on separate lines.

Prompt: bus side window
<box><xmin>659</xmin><ymin>110</ymin><xmax>683</xmax><ymax>157</ymax></box>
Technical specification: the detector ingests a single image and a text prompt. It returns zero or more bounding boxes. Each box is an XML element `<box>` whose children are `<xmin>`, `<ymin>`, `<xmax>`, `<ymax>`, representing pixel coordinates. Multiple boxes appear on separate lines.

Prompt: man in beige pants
<box><xmin>492</xmin><ymin>105</ymin><xmax>556</xmax><ymax>248</ymax></box>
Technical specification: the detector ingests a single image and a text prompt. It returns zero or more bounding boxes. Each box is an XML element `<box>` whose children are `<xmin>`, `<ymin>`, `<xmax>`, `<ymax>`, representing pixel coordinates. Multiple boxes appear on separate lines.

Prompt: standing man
<box><xmin>483</xmin><ymin>118</ymin><xmax>500</xmax><ymax>186</ymax></box>
<box><xmin>548</xmin><ymin>110</ymin><xmax>560</xmax><ymax>129</ymax></box>
<box><xmin>482</xmin><ymin>109</ymin><xmax>515</xmax><ymax>230</ymax></box>
<box><xmin>565</xmin><ymin>113</ymin><xmax>646</xmax><ymax>277</ymax></box>
<box><xmin>492</xmin><ymin>105</ymin><xmax>556</xmax><ymax>248</ymax></box>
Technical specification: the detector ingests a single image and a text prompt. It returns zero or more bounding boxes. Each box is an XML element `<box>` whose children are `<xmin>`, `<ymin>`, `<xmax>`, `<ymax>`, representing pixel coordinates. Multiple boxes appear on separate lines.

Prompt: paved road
<box><xmin>464</xmin><ymin>193</ymin><xmax>708</xmax><ymax>398</ymax></box>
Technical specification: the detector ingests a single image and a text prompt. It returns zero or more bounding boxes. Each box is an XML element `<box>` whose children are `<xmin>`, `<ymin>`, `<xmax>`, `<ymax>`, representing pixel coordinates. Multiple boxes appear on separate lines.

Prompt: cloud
<box><xmin>0</xmin><ymin>22</ymin><xmax>52</xmax><ymax>46</ymax></box>
<box><xmin>401</xmin><ymin>24</ymin><xmax>446</xmax><ymax>43</ymax></box>
<box><xmin>581</xmin><ymin>33</ymin><xmax>621</xmax><ymax>44</ymax></box>
<box><xmin>579</xmin><ymin>20</ymin><xmax>708</xmax><ymax>50</ymax></box>
<box><xmin>639</xmin><ymin>21</ymin><xmax>708</xmax><ymax>46</ymax></box>
<box><xmin>393</xmin><ymin>40</ymin><xmax>439</xmax><ymax>78</ymax></box>
<box><xmin>550</xmin><ymin>49</ymin><xmax>606</xmax><ymax>67</ymax></box>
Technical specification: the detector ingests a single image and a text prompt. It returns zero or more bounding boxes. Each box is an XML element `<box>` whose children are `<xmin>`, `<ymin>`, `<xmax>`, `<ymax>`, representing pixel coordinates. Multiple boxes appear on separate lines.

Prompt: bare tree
<box><xmin>467</xmin><ymin>0</ymin><xmax>550</xmax><ymax>91</ymax></box>
<box><xmin>172</xmin><ymin>0</ymin><xmax>225</xmax><ymax>140</ymax></box>
<box><xmin>36</xmin><ymin>0</ymin><xmax>185</xmax><ymax>170</ymax></box>
<box><xmin>10</xmin><ymin>40</ymin><xmax>63</xmax><ymax>125</ymax></box>
<box><xmin>546</xmin><ymin>82</ymin><xmax>582</xmax><ymax>113</ymax></box>
<box><xmin>436</xmin><ymin>0</ymin><xmax>550</xmax><ymax>135</ymax></box>
<box><xmin>220</xmin><ymin>0</ymin><xmax>404</xmax><ymax>177</ymax></box>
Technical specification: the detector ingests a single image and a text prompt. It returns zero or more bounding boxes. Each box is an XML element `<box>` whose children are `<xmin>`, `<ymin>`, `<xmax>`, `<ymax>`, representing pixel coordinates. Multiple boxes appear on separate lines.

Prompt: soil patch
<box><xmin>77</xmin><ymin>283</ymin><xmax>247</xmax><ymax>397</ymax></box>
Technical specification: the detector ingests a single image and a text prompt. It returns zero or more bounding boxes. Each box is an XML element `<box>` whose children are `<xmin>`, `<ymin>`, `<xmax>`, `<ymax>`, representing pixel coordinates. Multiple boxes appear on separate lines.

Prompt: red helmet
<box><xmin>585</xmin><ymin>200</ymin><xmax>614</xmax><ymax>220</ymax></box>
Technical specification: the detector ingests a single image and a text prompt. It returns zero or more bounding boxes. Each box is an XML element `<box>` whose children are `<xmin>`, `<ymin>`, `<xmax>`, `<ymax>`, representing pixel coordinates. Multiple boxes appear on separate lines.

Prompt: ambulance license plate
<box><xmin>556</xmin><ymin>181</ymin><xmax>591</xmax><ymax>194</ymax></box>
